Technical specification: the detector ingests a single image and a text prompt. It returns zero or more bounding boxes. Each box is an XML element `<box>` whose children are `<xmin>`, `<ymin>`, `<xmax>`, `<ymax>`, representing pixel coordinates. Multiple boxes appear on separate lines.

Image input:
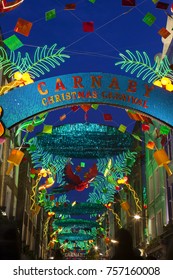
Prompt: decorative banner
<box><xmin>142</xmin><ymin>12</ymin><xmax>156</xmax><ymax>26</ymax></box>
<box><xmin>14</xmin><ymin>18</ymin><xmax>33</xmax><ymax>37</ymax></box>
<box><xmin>3</xmin><ymin>35</ymin><xmax>23</xmax><ymax>51</ymax></box>
<box><xmin>122</xmin><ymin>0</ymin><xmax>136</xmax><ymax>6</ymax></box>
<box><xmin>158</xmin><ymin>27</ymin><xmax>171</xmax><ymax>39</ymax></box>
<box><xmin>45</xmin><ymin>9</ymin><xmax>56</xmax><ymax>21</ymax></box>
<box><xmin>1</xmin><ymin>72</ymin><xmax>173</xmax><ymax>128</ymax></box>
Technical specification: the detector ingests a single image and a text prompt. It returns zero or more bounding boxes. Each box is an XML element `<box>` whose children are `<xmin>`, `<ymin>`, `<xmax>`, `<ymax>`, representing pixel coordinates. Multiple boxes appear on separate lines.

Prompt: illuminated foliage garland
<box><xmin>87</xmin><ymin>151</ymin><xmax>137</xmax><ymax>204</ymax></box>
<box><xmin>0</xmin><ymin>44</ymin><xmax>70</xmax><ymax>78</ymax></box>
<box><xmin>97</xmin><ymin>150</ymin><xmax>137</xmax><ymax>178</ymax></box>
<box><xmin>60</xmin><ymin>240</ymin><xmax>91</xmax><ymax>251</ymax></box>
<box><xmin>87</xmin><ymin>175</ymin><xmax>116</xmax><ymax>204</ymax></box>
<box><xmin>52</xmin><ymin>219</ymin><xmax>98</xmax><ymax>229</ymax></box>
<box><xmin>58</xmin><ymin>233</ymin><xmax>94</xmax><ymax>241</ymax></box>
<box><xmin>27</xmin><ymin>139</ymin><xmax>69</xmax><ymax>183</ymax></box>
<box><xmin>38</xmin><ymin>192</ymin><xmax>70</xmax><ymax>214</ymax></box>
<box><xmin>115</xmin><ymin>50</ymin><xmax>173</xmax><ymax>83</ymax></box>
<box><xmin>31</xmin><ymin>151</ymin><xmax>137</xmax><ymax>208</ymax></box>
<box><xmin>26</xmin><ymin>123</ymin><xmax>139</xmax><ymax>251</ymax></box>
<box><xmin>29</xmin><ymin>123</ymin><xmax>134</xmax><ymax>159</ymax></box>
<box><xmin>51</xmin><ymin>203</ymin><xmax>106</xmax><ymax>215</ymax></box>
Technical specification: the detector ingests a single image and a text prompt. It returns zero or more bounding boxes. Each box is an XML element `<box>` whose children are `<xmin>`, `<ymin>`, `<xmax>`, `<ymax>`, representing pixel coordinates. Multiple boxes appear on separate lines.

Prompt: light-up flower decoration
<box><xmin>153</xmin><ymin>77</ymin><xmax>173</xmax><ymax>92</ymax></box>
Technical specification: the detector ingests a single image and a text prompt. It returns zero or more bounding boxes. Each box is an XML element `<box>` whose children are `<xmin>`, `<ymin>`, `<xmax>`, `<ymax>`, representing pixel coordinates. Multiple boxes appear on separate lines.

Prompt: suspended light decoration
<box><xmin>120</xmin><ymin>201</ymin><xmax>130</xmax><ymax>212</ymax></box>
<box><xmin>58</xmin><ymin>233</ymin><xmax>94</xmax><ymax>241</ymax></box>
<box><xmin>52</xmin><ymin>219</ymin><xmax>98</xmax><ymax>230</ymax></box>
<box><xmin>51</xmin><ymin>203</ymin><xmax>106</xmax><ymax>215</ymax></box>
<box><xmin>30</xmin><ymin>123</ymin><xmax>134</xmax><ymax>159</ymax></box>
<box><xmin>61</xmin><ymin>240</ymin><xmax>91</xmax><ymax>251</ymax></box>
<box><xmin>6</xmin><ymin>149</ymin><xmax>24</xmax><ymax>175</ymax></box>
<box><xmin>154</xmin><ymin>149</ymin><xmax>172</xmax><ymax>176</ymax></box>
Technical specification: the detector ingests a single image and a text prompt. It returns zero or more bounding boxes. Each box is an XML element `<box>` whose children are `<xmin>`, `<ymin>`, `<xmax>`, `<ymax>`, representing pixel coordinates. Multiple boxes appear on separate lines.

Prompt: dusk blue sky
<box><xmin>0</xmin><ymin>0</ymin><xmax>172</xmax><ymax>204</ymax></box>
<box><xmin>1</xmin><ymin>0</ymin><xmax>171</xmax><ymax>131</ymax></box>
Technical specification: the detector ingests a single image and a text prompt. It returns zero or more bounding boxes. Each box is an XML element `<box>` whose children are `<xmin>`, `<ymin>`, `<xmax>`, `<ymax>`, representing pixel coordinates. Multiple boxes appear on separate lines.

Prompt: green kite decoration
<box><xmin>115</xmin><ymin>50</ymin><xmax>173</xmax><ymax>83</ymax></box>
<box><xmin>0</xmin><ymin>44</ymin><xmax>70</xmax><ymax>78</ymax></box>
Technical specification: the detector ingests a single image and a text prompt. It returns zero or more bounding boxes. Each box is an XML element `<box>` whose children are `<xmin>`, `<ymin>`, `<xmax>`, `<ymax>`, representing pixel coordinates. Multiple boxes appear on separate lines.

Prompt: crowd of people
<box><xmin>1</xmin><ymin>222</ymin><xmax>173</xmax><ymax>260</ymax></box>
<box><xmin>110</xmin><ymin>228</ymin><xmax>173</xmax><ymax>260</ymax></box>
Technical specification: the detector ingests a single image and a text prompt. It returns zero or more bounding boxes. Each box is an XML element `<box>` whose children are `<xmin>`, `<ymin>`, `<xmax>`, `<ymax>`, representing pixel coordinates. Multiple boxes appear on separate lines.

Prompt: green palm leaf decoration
<box><xmin>112</xmin><ymin>150</ymin><xmax>137</xmax><ymax>178</ymax></box>
<box><xmin>0</xmin><ymin>44</ymin><xmax>70</xmax><ymax>79</ymax></box>
<box><xmin>88</xmin><ymin>175</ymin><xmax>115</xmax><ymax>204</ymax></box>
<box><xmin>57</xmin><ymin>194</ymin><xmax>70</xmax><ymax>204</ymax></box>
<box><xmin>115</xmin><ymin>50</ymin><xmax>173</xmax><ymax>83</ymax></box>
<box><xmin>27</xmin><ymin>137</ymin><xmax>69</xmax><ymax>184</ymax></box>
<box><xmin>22</xmin><ymin>44</ymin><xmax>70</xmax><ymax>78</ymax></box>
<box><xmin>0</xmin><ymin>46</ymin><xmax>23</xmax><ymax>77</ymax></box>
<box><xmin>97</xmin><ymin>150</ymin><xmax>137</xmax><ymax>179</ymax></box>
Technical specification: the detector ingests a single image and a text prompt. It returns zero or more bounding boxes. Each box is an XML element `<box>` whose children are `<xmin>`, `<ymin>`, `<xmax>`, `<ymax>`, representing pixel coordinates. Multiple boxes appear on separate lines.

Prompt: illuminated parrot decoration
<box><xmin>0</xmin><ymin>0</ymin><xmax>24</xmax><ymax>13</ymax></box>
<box><xmin>53</xmin><ymin>163</ymin><xmax>98</xmax><ymax>193</ymax></box>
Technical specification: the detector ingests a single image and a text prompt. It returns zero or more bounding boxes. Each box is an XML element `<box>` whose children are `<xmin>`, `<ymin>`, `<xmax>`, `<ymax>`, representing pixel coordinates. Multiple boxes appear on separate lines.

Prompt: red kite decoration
<box><xmin>0</xmin><ymin>0</ymin><xmax>24</xmax><ymax>13</ymax></box>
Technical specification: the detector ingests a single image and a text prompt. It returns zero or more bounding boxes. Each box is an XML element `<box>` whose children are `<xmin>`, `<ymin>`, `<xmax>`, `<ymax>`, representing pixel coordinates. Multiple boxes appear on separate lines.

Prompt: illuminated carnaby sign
<box><xmin>0</xmin><ymin>72</ymin><xmax>173</xmax><ymax>128</ymax></box>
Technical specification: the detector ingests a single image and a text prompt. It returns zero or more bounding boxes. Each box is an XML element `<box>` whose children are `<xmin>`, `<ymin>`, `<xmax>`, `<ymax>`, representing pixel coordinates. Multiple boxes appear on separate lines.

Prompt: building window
<box><xmin>151</xmin><ymin>216</ymin><xmax>156</xmax><ymax>239</ymax></box>
<box><xmin>5</xmin><ymin>185</ymin><xmax>12</xmax><ymax>218</ymax></box>
<box><xmin>167</xmin><ymin>131</ymin><xmax>173</xmax><ymax>160</ymax></box>
<box><xmin>27</xmin><ymin>163</ymin><xmax>31</xmax><ymax>182</ymax></box>
<box><xmin>156</xmin><ymin>210</ymin><xmax>162</xmax><ymax>236</ymax></box>
<box><xmin>147</xmin><ymin>148</ymin><xmax>153</xmax><ymax>163</ymax></box>
<box><xmin>13</xmin><ymin>196</ymin><xmax>17</xmax><ymax>218</ymax></box>
<box><xmin>24</xmin><ymin>190</ymin><xmax>28</xmax><ymax>211</ymax></box>
<box><xmin>170</xmin><ymin>184</ymin><xmax>173</xmax><ymax>223</ymax></box>
<box><xmin>10</xmin><ymin>140</ymin><xmax>14</xmax><ymax>150</ymax></box>
<box><xmin>8</xmin><ymin>149</ymin><xmax>14</xmax><ymax>178</ymax></box>
<box><xmin>149</xmin><ymin>176</ymin><xmax>154</xmax><ymax>203</ymax></box>
<box><xmin>0</xmin><ymin>144</ymin><xmax>3</xmax><ymax>162</ymax></box>
<box><xmin>154</xmin><ymin>169</ymin><xmax>160</xmax><ymax>196</ymax></box>
<box><xmin>15</xmin><ymin>166</ymin><xmax>19</xmax><ymax>188</ymax></box>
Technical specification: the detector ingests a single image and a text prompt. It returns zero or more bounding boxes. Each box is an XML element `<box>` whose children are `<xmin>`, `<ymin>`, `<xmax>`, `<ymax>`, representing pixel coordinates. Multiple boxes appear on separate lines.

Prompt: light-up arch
<box><xmin>0</xmin><ymin>72</ymin><xmax>173</xmax><ymax>128</ymax></box>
